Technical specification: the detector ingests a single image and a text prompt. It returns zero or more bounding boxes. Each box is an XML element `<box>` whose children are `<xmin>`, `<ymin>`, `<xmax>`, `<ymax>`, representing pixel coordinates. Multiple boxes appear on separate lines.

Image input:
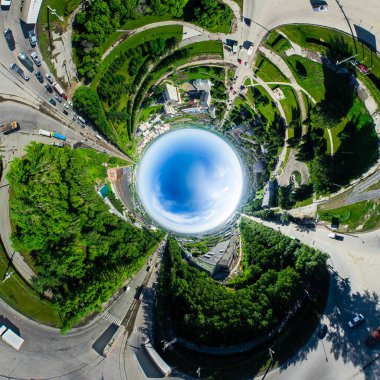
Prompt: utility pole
<box><xmin>196</xmin><ymin>367</ymin><xmax>201</xmax><ymax>378</ymax></box>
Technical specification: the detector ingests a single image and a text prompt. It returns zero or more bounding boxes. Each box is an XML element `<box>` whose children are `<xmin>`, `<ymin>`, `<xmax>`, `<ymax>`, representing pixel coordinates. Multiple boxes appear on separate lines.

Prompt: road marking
<box><xmin>101</xmin><ymin>311</ymin><xmax>122</xmax><ymax>326</ymax></box>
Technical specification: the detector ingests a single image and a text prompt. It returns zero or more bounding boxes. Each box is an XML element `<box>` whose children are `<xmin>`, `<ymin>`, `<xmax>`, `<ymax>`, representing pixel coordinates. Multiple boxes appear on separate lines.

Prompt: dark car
<box><xmin>10</xmin><ymin>62</ymin><xmax>29</xmax><ymax>81</ymax></box>
<box><xmin>49</xmin><ymin>98</ymin><xmax>56</xmax><ymax>106</ymax></box>
<box><xmin>317</xmin><ymin>324</ymin><xmax>328</xmax><ymax>339</ymax></box>
<box><xmin>63</xmin><ymin>109</ymin><xmax>68</xmax><ymax>115</ymax></box>
<box><xmin>45</xmin><ymin>84</ymin><xmax>53</xmax><ymax>93</ymax></box>
<box><xmin>55</xmin><ymin>95</ymin><xmax>62</xmax><ymax>103</ymax></box>
<box><xmin>35</xmin><ymin>70</ymin><xmax>44</xmax><ymax>83</ymax></box>
<box><xmin>238</xmin><ymin>58</ymin><xmax>242</xmax><ymax>64</ymax></box>
<box><xmin>3</xmin><ymin>28</ymin><xmax>15</xmax><ymax>51</ymax></box>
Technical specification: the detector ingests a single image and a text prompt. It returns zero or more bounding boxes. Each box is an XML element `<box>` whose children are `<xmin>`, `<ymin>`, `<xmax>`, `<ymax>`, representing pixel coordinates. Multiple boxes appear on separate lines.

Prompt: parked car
<box><xmin>45</xmin><ymin>84</ymin><xmax>53</xmax><ymax>93</ymax></box>
<box><xmin>28</xmin><ymin>30</ymin><xmax>37</xmax><ymax>47</ymax></box>
<box><xmin>3</xmin><ymin>28</ymin><xmax>15</xmax><ymax>51</ymax></box>
<box><xmin>312</xmin><ymin>4</ymin><xmax>328</xmax><ymax>12</ymax></box>
<box><xmin>10</xmin><ymin>62</ymin><xmax>29</xmax><ymax>81</ymax></box>
<box><xmin>30</xmin><ymin>52</ymin><xmax>41</xmax><ymax>66</ymax></box>
<box><xmin>34</xmin><ymin>71</ymin><xmax>44</xmax><ymax>83</ymax></box>
<box><xmin>63</xmin><ymin>103</ymin><xmax>69</xmax><ymax>109</ymax></box>
<box><xmin>365</xmin><ymin>327</ymin><xmax>380</xmax><ymax>347</ymax></box>
<box><xmin>238</xmin><ymin>58</ymin><xmax>242</xmax><ymax>64</ymax></box>
<box><xmin>49</xmin><ymin>98</ymin><xmax>56</xmax><ymax>106</ymax></box>
<box><xmin>124</xmin><ymin>286</ymin><xmax>131</xmax><ymax>293</ymax></box>
<box><xmin>55</xmin><ymin>95</ymin><xmax>62</xmax><ymax>103</ymax></box>
<box><xmin>63</xmin><ymin>109</ymin><xmax>68</xmax><ymax>115</ymax></box>
<box><xmin>317</xmin><ymin>323</ymin><xmax>328</xmax><ymax>339</ymax></box>
<box><xmin>45</xmin><ymin>73</ymin><xmax>53</xmax><ymax>83</ymax></box>
<box><xmin>348</xmin><ymin>314</ymin><xmax>364</xmax><ymax>328</ymax></box>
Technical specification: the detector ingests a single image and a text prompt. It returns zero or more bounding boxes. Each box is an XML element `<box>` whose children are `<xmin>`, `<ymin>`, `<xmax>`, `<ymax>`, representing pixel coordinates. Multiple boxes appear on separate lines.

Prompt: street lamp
<box><xmin>47</xmin><ymin>6</ymin><xmax>64</xmax><ymax>22</ymax></box>
<box><xmin>2</xmin><ymin>271</ymin><xmax>14</xmax><ymax>283</ymax></box>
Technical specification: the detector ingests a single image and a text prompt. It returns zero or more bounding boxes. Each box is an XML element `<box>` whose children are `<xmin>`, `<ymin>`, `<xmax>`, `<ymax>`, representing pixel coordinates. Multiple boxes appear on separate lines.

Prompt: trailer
<box><xmin>39</xmin><ymin>129</ymin><xmax>51</xmax><ymax>137</ymax></box>
<box><xmin>0</xmin><ymin>121</ymin><xmax>19</xmax><ymax>134</ymax></box>
<box><xmin>52</xmin><ymin>132</ymin><xmax>67</xmax><ymax>141</ymax></box>
<box><xmin>0</xmin><ymin>326</ymin><xmax>24</xmax><ymax>350</ymax></box>
<box><xmin>52</xmin><ymin>82</ymin><xmax>68</xmax><ymax>100</ymax></box>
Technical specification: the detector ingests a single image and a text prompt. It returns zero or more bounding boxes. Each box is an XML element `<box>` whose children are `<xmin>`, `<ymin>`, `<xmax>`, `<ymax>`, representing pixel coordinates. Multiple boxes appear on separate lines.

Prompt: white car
<box><xmin>1</xmin><ymin>0</ymin><xmax>12</xmax><ymax>8</ymax></box>
<box><xmin>348</xmin><ymin>314</ymin><xmax>364</xmax><ymax>328</ymax></box>
<box><xmin>45</xmin><ymin>73</ymin><xmax>53</xmax><ymax>83</ymax></box>
<box><xmin>312</xmin><ymin>4</ymin><xmax>328</xmax><ymax>12</ymax></box>
<box><xmin>63</xmin><ymin>103</ymin><xmax>69</xmax><ymax>109</ymax></box>
<box><xmin>31</xmin><ymin>52</ymin><xmax>41</xmax><ymax>66</ymax></box>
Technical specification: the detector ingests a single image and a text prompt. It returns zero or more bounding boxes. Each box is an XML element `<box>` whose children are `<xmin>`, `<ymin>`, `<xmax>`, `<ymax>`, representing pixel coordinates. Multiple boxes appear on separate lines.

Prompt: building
<box><xmin>107</xmin><ymin>168</ymin><xmax>124</xmax><ymax>183</ymax></box>
<box><xmin>163</xmin><ymin>83</ymin><xmax>181</xmax><ymax>105</ymax></box>
<box><xmin>209</xmin><ymin>105</ymin><xmax>216</xmax><ymax>118</ymax></box>
<box><xmin>164</xmin><ymin>104</ymin><xmax>176</xmax><ymax>115</ymax></box>
<box><xmin>137</xmin><ymin>122</ymin><xmax>151</xmax><ymax>133</ymax></box>
<box><xmin>200</xmin><ymin>91</ymin><xmax>211</xmax><ymax>107</ymax></box>
<box><xmin>22</xmin><ymin>0</ymin><xmax>43</xmax><ymax>24</ymax></box>
<box><xmin>193</xmin><ymin>79</ymin><xmax>212</xmax><ymax>92</ymax></box>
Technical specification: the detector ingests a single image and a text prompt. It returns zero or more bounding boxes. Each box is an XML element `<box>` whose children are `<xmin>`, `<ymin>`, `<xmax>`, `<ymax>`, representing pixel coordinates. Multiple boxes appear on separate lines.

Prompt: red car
<box><xmin>357</xmin><ymin>63</ymin><xmax>370</xmax><ymax>75</ymax></box>
<box><xmin>365</xmin><ymin>326</ymin><xmax>380</xmax><ymax>347</ymax></box>
<box><xmin>238</xmin><ymin>58</ymin><xmax>242</xmax><ymax>64</ymax></box>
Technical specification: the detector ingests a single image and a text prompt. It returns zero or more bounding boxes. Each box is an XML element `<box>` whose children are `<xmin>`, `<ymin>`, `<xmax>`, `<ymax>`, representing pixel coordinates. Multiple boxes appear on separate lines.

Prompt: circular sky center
<box><xmin>137</xmin><ymin>128</ymin><xmax>244</xmax><ymax>234</ymax></box>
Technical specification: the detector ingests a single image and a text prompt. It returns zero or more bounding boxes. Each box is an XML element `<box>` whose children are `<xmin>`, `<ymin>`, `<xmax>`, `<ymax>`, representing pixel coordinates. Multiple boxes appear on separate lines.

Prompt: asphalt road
<box><xmin>242</xmin><ymin>215</ymin><xmax>380</xmax><ymax>380</ymax></box>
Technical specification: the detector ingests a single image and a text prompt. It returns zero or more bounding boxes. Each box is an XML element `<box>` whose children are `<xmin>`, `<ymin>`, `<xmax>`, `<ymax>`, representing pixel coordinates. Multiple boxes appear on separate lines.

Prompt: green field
<box><xmin>318</xmin><ymin>200</ymin><xmax>380</xmax><ymax>231</ymax></box>
<box><xmin>264</xmin><ymin>31</ymin><xmax>292</xmax><ymax>54</ymax></box>
<box><xmin>92</xmin><ymin>25</ymin><xmax>183</xmax><ymax>88</ymax></box>
<box><xmin>279</xmin><ymin>24</ymin><xmax>380</xmax><ymax>109</ymax></box>
<box><xmin>255</xmin><ymin>54</ymin><xmax>289</xmax><ymax>83</ymax></box>
<box><xmin>0</xmin><ymin>242</ymin><xmax>60</xmax><ymax>326</ymax></box>
<box><xmin>285</xmin><ymin>56</ymin><xmax>329</xmax><ymax>102</ymax></box>
<box><xmin>277</xmin><ymin>85</ymin><xmax>299</xmax><ymax>124</ymax></box>
<box><xmin>170</xmin><ymin>65</ymin><xmax>225</xmax><ymax>84</ymax></box>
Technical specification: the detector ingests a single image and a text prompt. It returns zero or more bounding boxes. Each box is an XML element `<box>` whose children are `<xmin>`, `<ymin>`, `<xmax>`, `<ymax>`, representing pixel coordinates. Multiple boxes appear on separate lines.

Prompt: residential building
<box><xmin>193</xmin><ymin>79</ymin><xmax>212</xmax><ymax>92</ymax></box>
<box><xmin>200</xmin><ymin>91</ymin><xmax>211</xmax><ymax>107</ymax></box>
<box><xmin>163</xmin><ymin>83</ymin><xmax>181</xmax><ymax>105</ymax></box>
<box><xmin>22</xmin><ymin>0</ymin><xmax>43</xmax><ymax>24</ymax></box>
<box><xmin>164</xmin><ymin>104</ymin><xmax>176</xmax><ymax>115</ymax></box>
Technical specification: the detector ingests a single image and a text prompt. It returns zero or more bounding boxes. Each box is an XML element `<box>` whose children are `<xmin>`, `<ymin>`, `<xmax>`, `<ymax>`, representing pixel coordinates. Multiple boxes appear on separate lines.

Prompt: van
<box><xmin>328</xmin><ymin>233</ymin><xmax>336</xmax><ymax>239</ymax></box>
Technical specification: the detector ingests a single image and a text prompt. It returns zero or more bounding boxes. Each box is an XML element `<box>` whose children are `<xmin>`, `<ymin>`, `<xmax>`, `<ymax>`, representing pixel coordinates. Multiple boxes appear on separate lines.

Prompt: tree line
<box><xmin>7</xmin><ymin>143</ymin><xmax>162</xmax><ymax>330</ymax></box>
<box><xmin>158</xmin><ymin>219</ymin><xmax>328</xmax><ymax>345</ymax></box>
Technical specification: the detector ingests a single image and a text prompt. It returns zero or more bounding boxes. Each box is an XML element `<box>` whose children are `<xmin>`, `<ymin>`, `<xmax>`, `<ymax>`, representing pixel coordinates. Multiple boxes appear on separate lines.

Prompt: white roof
<box><xmin>23</xmin><ymin>0</ymin><xmax>43</xmax><ymax>24</ymax></box>
<box><xmin>165</xmin><ymin>84</ymin><xmax>180</xmax><ymax>102</ymax></box>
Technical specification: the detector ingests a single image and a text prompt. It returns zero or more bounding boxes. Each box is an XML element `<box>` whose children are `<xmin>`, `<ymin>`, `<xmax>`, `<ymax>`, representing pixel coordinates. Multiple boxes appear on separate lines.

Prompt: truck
<box><xmin>39</xmin><ymin>129</ymin><xmax>51</xmax><ymax>137</ymax></box>
<box><xmin>0</xmin><ymin>121</ymin><xmax>19</xmax><ymax>134</ymax></box>
<box><xmin>52</xmin><ymin>82</ymin><xmax>68</xmax><ymax>100</ymax></box>
<box><xmin>0</xmin><ymin>325</ymin><xmax>24</xmax><ymax>350</ymax></box>
<box><xmin>328</xmin><ymin>233</ymin><xmax>337</xmax><ymax>239</ymax></box>
<box><xmin>52</xmin><ymin>132</ymin><xmax>66</xmax><ymax>141</ymax></box>
<box><xmin>17</xmin><ymin>51</ymin><xmax>34</xmax><ymax>70</ymax></box>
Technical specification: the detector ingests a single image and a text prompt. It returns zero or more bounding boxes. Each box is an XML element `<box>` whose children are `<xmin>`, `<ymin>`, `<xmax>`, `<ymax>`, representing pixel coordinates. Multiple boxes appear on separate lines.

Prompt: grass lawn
<box><xmin>285</xmin><ymin>56</ymin><xmax>328</xmax><ymax>102</ymax></box>
<box><xmin>255</xmin><ymin>54</ymin><xmax>289</xmax><ymax>83</ymax></box>
<box><xmin>295</xmin><ymin>196</ymin><xmax>313</xmax><ymax>208</ymax></box>
<box><xmin>278</xmin><ymin>24</ymin><xmax>380</xmax><ymax>109</ymax></box>
<box><xmin>251</xmin><ymin>86</ymin><xmax>279</xmax><ymax>124</ymax></box>
<box><xmin>92</xmin><ymin>25</ymin><xmax>183</xmax><ymax>88</ymax></box>
<box><xmin>281</xmin><ymin>147</ymin><xmax>291</xmax><ymax>171</ymax></box>
<box><xmin>139</xmin><ymin>105</ymin><xmax>164</xmax><ymax>122</ymax></box>
<box><xmin>171</xmin><ymin>66</ymin><xmax>225</xmax><ymax>84</ymax></box>
<box><xmin>318</xmin><ymin>200</ymin><xmax>380</xmax><ymax>231</ymax></box>
<box><xmin>37</xmin><ymin>0</ymin><xmax>82</xmax><ymax>78</ymax></box>
<box><xmin>0</xmin><ymin>242</ymin><xmax>60</xmax><ymax>326</ymax></box>
<box><xmin>277</xmin><ymin>85</ymin><xmax>299</xmax><ymax>124</ymax></box>
<box><xmin>264</xmin><ymin>31</ymin><xmax>292</xmax><ymax>54</ymax></box>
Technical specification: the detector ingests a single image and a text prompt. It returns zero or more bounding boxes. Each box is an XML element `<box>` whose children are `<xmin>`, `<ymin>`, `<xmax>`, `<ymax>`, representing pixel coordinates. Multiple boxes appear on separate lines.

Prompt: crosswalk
<box><xmin>101</xmin><ymin>311</ymin><xmax>122</xmax><ymax>326</ymax></box>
